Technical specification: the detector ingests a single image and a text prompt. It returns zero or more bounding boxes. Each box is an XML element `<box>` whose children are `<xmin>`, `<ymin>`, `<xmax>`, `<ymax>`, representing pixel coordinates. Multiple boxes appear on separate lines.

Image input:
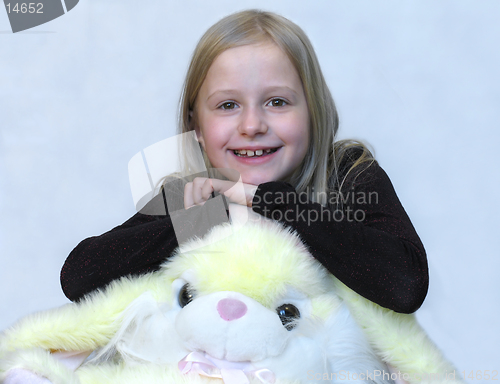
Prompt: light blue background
<box><xmin>1</xmin><ymin>0</ymin><xmax>498</xmax><ymax>374</ymax></box>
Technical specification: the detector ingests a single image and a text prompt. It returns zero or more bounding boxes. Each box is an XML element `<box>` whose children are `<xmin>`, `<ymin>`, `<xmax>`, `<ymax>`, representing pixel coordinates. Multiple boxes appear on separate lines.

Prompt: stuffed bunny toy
<box><xmin>0</xmin><ymin>219</ymin><xmax>462</xmax><ymax>384</ymax></box>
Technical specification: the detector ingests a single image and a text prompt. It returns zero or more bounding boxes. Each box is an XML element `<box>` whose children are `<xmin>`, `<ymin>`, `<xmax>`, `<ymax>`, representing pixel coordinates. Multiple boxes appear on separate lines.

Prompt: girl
<box><xmin>61</xmin><ymin>9</ymin><xmax>428</xmax><ymax>314</ymax></box>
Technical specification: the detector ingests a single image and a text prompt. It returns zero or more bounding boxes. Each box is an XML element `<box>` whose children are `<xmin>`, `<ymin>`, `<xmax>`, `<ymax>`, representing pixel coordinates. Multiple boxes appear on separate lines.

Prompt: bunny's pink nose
<box><xmin>217</xmin><ymin>298</ymin><xmax>247</xmax><ymax>321</ymax></box>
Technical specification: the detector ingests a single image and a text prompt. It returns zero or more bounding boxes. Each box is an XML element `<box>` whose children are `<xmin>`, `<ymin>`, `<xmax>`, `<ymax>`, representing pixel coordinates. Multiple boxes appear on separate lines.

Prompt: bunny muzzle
<box><xmin>175</xmin><ymin>291</ymin><xmax>290</xmax><ymax>362</ymax></box>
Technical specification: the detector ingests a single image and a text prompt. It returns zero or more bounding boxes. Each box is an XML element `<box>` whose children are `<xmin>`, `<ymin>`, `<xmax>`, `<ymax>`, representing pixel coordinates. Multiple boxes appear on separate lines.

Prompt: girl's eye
<box><xmin>268</xmin><ymin>98</ymin><xmax>287</xmax><ymax>107</ymax></box>
<box><xmin>219</xmin><ymin>101</ymin><xmax>237</xmax><ymax>110</ymax></box>
<box><xmin>178</xmin><ymin>283</ymin><xmax>195</xmax><ymax>308</ymax></box>
<box><xmin>276</xmin><ymin>303</ymin><xmax>300</xmax><ymax>331</ymax></box>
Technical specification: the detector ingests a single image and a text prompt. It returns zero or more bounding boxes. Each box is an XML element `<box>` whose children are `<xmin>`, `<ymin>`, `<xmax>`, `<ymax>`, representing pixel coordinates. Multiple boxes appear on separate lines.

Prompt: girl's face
<box><xmin>193</xmin><ymin>42</ymin><xmax>310</xmax><ymax>186</ymax></box>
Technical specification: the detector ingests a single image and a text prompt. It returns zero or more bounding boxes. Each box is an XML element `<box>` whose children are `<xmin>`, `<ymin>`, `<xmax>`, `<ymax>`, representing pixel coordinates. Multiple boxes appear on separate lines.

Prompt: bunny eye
<box><xmin>178</xmin><ymin>283</ymin><xmax>195</xmax><ymax>308</ymax></box>
<box><xmin>276</xmin><ymin>304</ymin><xmax>300</xmax><ymax>331</ymax></box>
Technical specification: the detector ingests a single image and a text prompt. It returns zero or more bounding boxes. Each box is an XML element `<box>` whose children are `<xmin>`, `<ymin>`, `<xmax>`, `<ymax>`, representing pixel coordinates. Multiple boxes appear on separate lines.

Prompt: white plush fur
<box><xmin>0</xmin><ymin>221</ymin><xmax>463</xmax><ymax>384</ymax></box>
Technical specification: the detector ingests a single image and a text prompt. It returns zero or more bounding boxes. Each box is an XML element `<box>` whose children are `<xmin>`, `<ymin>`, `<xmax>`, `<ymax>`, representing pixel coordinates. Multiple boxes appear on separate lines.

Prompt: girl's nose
<box><xmin>217</xmin><ymin>298</ymin><xmax>247</xmax><ymax>321</ymax></box>
<box><xmin>238</xmin><ymin>107</ymin><xmax>268</xmax><ymax>136</ymax></box>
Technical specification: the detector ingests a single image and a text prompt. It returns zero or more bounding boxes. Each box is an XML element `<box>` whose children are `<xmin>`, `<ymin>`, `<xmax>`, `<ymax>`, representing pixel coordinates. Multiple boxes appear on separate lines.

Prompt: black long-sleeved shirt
<box><xmin>61</xmin><ymin>158</ymin><xmax>428</xmax><ymax>313</ymax></box>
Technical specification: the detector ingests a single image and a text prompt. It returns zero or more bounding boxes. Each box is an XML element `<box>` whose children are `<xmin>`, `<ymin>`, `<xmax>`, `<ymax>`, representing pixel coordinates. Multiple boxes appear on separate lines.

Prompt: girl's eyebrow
<box><xmin>206</xmin><ymin>90</ymin><xmax>239</xmax><ymax>102</ymax></box>
<box><xmin>206</xmin><ymin>86</ymin><xmax>299</xmax><ymax>102</ymax></box>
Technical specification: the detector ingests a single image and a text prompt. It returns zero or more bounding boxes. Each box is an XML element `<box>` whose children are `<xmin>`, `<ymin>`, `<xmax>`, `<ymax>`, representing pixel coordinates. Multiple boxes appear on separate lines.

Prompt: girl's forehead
<box><xmin>211</xmin><ymin>42</ymin><xmax>291</xmax><ymax>71</ymax></box>
<box><xmin>200</xmin><ymin>42</ymin><xmax>301</xmax><ymax>94</ymax></box>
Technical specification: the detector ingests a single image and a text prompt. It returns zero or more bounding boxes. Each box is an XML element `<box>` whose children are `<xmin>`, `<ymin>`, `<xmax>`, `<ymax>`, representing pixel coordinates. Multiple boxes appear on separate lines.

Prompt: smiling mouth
<box><xmin>233</xmin><ymin>148</ymin><xmax>279</xmax><ymax>158</ymax></box>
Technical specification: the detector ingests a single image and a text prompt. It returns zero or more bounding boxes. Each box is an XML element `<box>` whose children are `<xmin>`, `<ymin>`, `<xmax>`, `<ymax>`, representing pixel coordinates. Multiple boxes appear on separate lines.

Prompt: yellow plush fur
<box><xmin>1</xmin><ymin>273</ymin><xmax>171</xmax><ymax>354</ymax></box>
<box><xmin>0</xmin><ymin>221</ymin><xmax>463</xmax><ymax>384</ymax></box>
<box><xmin>166</xmin><ymin>222</ymin><xmax>335</xmax><ymax>308</ymax></box>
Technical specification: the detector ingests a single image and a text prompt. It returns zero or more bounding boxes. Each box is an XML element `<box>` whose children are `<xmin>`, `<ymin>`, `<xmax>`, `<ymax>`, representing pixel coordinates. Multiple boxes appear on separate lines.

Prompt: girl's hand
<box><xmin>184</xmin><ymin>177</ymin><xmax>258</xmax><ymax>209</ymax></box>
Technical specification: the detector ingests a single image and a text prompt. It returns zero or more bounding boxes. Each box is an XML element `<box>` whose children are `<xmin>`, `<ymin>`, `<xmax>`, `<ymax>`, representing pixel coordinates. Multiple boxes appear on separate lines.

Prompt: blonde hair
<box><xmin>177</xmin><ymin>9</ymin><xmax>374</xmax><ymax>205</ymax></box>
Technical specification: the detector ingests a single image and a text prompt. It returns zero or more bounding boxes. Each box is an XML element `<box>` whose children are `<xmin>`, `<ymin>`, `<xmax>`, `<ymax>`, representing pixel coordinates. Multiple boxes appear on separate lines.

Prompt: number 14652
<box><xmin>6</xmin><ymin>3</ymin><xmax>44</xmax><ymax>13</ymax></box>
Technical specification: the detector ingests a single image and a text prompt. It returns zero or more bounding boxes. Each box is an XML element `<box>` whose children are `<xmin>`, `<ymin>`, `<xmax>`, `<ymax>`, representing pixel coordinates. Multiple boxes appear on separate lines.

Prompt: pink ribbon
<box><xmin>178</xmin><ymin>351</ymin><xmax>275</xmax><ymax>384</ymax></box>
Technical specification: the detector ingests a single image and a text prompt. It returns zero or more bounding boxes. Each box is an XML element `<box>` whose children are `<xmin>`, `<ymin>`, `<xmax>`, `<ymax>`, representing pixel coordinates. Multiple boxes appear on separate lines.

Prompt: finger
<box><xmin>184</xmin><ymin>182</ymin><xmax>194</xmax><ymax>209</ymax></box>
<box><xmin>209</xmin><ymin>179</ymin><xmax>241</xmax><ymax>205</ymax></box>
<box><xmin>201</xmin><ymin>178</ymin><xmax>214</xmax><ymax>202</ymax></box>
<box><xmin>213</xmin><ymin>179</ymin><xmax>257</xmax><ymax>206</ymax></box>
<box><xmin>192</xmin><ymin>178</ymin><xmax>203</xmax><ymax>206</ymax></box>
<box><xmin>209</xmin><ymin>179</ymin><xmax>233</xmax><ymax>195</ymax></box>
<box><xmin>192</xmin><ymin>177</ymin><xmax>213</xmax><ymax>206</ymax></box>
<box><xmin>192</xmin><ymin>177</ymin><xmax>207</xmax><ymax>205</ymax></box>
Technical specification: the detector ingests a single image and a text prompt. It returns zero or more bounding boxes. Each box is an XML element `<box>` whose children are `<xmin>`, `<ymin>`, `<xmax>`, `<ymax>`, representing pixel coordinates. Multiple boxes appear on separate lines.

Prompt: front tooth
<box><xmin>247</xmin><ymin>150</ymin><xmax>255</xmax><ymax>156</ymax></box>
<box><xmin>255</xmin><ymin>149</ymin><xmax>263</xmax><ymax>156</ymax></box>
<box><xmin>239</xmin><ymin>150</ymin><xmax>247</xmax><ymax>155</ymax></box>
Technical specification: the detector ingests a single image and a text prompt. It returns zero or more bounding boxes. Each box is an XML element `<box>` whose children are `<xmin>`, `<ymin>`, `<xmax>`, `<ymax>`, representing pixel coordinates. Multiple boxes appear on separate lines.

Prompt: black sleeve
<box><xmin>251</xmin><ymin>163</ymin><xmax>428</xmax><ymax>314</ymax></box>
<box><xmin>60</xmin><ymin>187</ymin><xmax>228</xmax><ymax>302</ymax></box>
